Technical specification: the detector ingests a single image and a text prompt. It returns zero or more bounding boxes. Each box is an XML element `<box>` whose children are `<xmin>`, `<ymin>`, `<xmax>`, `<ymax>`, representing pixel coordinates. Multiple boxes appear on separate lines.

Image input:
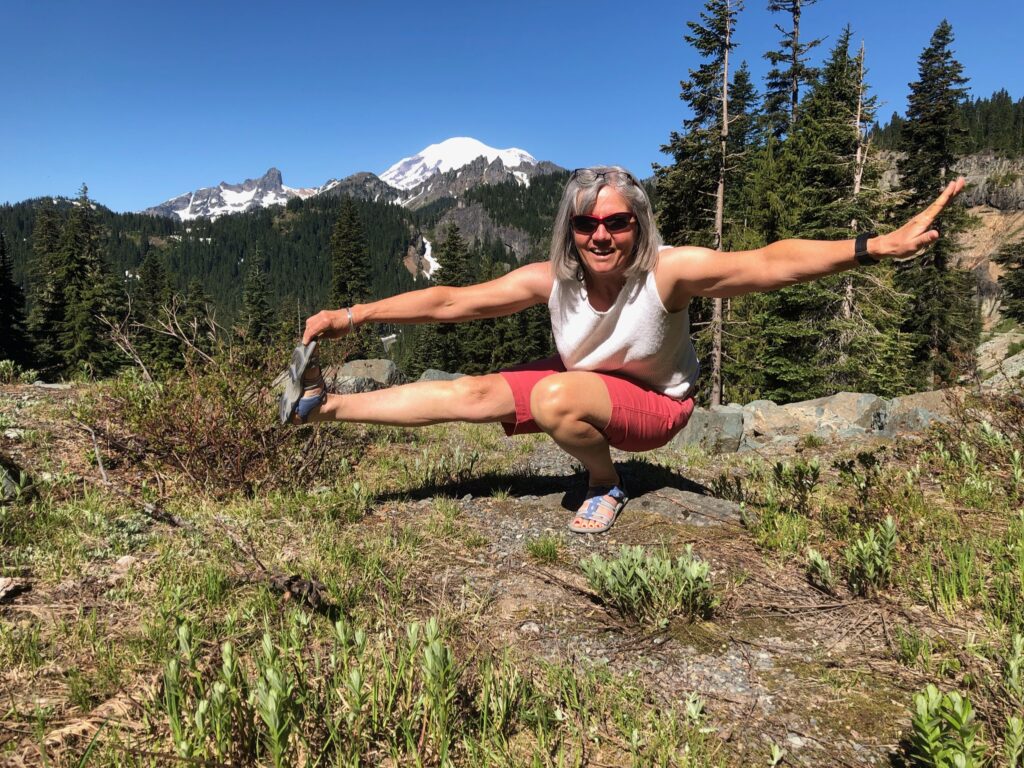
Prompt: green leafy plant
<box><xmin>835</xmin><ymin>450</ymin><xmax>883</xmax><ymax>516</ymax></box>
<box><xmin>0</xmin><ymin>360</ymin><xmax>16</xmax><ymax>384</ymax></box>
<box><xmin>1004</xmin><ymin>633</ymin><xmax>1024</xmax><ymax>703</ymax></box>
<box><xmin>1005</xmin><ymin>716</ymin><xmax>1024</xmax><ymax>768</ymax></box>
<box><xmin>908</xmin><ymin>684</ymin><xmax>986</xmax><ymax>767</ymax></box>
<box><xmin>771</xmin><ymin>458</ymin><xmax>821</xmax><ymax>516</ymax></box>
<box><xmin>805</xmin><ymin>547</ymin><xmax>837</xmax><ymax>594</ymax></box>
<box><xmin>924</xmin><ymin>540</ymin><xmax>986</xmax><ymax>617</ymax></box>
<box><xmin>710</xmin><ymin>472</ymin><xmax>746</xmax><ymax>504</ymax></box>
<box><xmin>844</xmin><ymin>516</ymin><xmax>898</xmax><ymax>597</ymax></box>
<box><xmin>581</xmin><ymin>544</ymin><xmax>716</xmax><ymax>626</ymax></box>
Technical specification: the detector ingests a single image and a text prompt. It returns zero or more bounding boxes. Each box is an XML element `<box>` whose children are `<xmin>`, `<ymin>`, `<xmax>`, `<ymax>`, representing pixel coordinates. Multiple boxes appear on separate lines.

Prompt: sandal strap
<box><xmin>572</xmin><ymin>484</ymin><xmax>628</xmax><ymax>528</ymax></box>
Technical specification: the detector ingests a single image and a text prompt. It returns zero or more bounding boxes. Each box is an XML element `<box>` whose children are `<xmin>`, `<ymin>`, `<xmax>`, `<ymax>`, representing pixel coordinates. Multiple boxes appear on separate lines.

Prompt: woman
<box><xmin>281</xmin><ymin>166</ymin><xmax>964</xmax><ymax>533</ymax></box>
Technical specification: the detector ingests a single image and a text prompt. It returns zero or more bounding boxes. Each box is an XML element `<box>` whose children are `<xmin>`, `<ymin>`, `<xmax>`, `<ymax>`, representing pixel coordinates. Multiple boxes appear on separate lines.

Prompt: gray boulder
<box><xmin>745</xmin><ymin>392</ymin><xmax>885</xmax><ymax>439</ymax></box>
<box><xmin>672</xmin><ymin>405</ymin><xmax>744</xmax><ymax>454</ymax></box>
<box><xmin>880</xmin><ymin>388</ymin><xmax>961</xmax><ymax>436</ymax></box>
<box><xmin>981</xmin><ymin>350</ymin><xmax>1024</xmax><ymax>392</ymax></box>
<box><xmin>419</xmin><ymin>369</ymin><xmax>465</xmax><ymax>382</ymax></box>
<box><xmin>328</xmin><ymin>359</ymin><xmax>402</xmax><ymax>393</ymax></box>
<box><xmin>333</xmin><ymin>376</ymin><xmax>385</xmax><ymax>395</ymax></box>
<box><xmin>337</xmin><ymin>359</ymin><xmax>402</xmax><ymax>386</ymax></box>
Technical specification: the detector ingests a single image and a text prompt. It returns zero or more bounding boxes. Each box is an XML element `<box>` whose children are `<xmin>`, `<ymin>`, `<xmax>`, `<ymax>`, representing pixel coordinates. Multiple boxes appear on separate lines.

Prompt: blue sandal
<box><xmin>568</xmin><ymin>483</ymin><xmax>629</xmax><ymax>533</ymax></box>
<box><xmin>279</xmin><ymin>341</ymin><xmax>327</xmax><ymax>424</ymax></box>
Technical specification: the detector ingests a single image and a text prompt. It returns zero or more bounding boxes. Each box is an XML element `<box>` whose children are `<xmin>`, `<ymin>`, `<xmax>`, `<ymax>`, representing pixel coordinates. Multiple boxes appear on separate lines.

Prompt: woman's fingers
<box><xmin>302</xmin><ymin>309</ymin><xmax>347</xmax><ymax>344</ymax></box>
<box><xmin>922</xmin><ymin>177</ymin><xmax>965</xmax><ymax>222</ymax></box>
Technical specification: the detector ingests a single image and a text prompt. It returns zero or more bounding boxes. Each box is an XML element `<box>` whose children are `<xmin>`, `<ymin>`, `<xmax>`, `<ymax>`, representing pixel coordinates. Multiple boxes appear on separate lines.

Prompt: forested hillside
<box><xmin>873</xmin><ymin>88</ymin><xmax>1024</xmax><ymax>154</ymax></box>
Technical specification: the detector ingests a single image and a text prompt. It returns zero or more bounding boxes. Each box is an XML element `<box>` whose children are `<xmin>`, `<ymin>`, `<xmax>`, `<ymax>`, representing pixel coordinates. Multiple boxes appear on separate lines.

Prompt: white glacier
<box><xmin>380</xmin><ymin>137</ymin><xmax>536</xmax><ymax>191</ymax></box>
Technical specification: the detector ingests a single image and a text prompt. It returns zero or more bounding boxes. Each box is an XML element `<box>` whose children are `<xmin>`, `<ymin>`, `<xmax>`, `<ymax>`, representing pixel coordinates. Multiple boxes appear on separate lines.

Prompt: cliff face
<box><xmin>879</xmin><ymin>150</ymin><xmax>1024</xmax><ymax>210</ymax></box>
<box><xmin>956</xmin><ymin>152</ymin><xmax>1024</xmax><ymax>210</ymax></box>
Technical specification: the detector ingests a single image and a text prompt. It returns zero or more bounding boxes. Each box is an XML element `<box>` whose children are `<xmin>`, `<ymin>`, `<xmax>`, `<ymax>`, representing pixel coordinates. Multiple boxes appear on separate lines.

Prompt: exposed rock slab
<box><xmin>672</xmin><ymin>405</ymin><xmax>744</xmax><ymax>454</ymax></box>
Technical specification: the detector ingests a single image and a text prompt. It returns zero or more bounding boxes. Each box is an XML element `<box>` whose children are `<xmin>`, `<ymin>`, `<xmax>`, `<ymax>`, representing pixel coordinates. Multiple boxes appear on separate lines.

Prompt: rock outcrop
<box><xmin>673</xmin><ymin>388</ymin><xmax>966</xmax><ymax>454</ymax></box>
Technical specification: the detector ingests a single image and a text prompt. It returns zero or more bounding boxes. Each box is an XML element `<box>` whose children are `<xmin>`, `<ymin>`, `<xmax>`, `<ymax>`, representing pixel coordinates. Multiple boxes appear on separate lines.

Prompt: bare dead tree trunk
<box><xmin>711</xmin><ymin>0</ymin><xmax>733</xmax><ymax>407</ymax></box>
<box><xmin>790</xmin><ymin>0</ymin><xmax>802</xmax><ymax>130</ymax></box>
<box><xmin>844</xmin><ymin>41</ymin><xmax>869</xmax><ymax>323</ymax></box>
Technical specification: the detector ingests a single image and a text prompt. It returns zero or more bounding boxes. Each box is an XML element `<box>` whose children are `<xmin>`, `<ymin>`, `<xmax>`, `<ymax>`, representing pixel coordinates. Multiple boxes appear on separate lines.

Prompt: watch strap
<box><xmin>855</xmin><ymin>232</ymin><xmax>879</xmax><ymax>266</ymax></box>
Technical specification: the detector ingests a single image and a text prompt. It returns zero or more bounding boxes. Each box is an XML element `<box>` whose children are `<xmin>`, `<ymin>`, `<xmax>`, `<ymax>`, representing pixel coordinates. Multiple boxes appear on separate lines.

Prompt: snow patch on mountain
<box><xmin>381</xmin><ymin>137</ymin><xmax>536</xmax><ymax>191</ymax></box>
<box><xmin>420</xmin><ymin>237</ymin><xmax>438</xmax><ymax>278</ymax></box>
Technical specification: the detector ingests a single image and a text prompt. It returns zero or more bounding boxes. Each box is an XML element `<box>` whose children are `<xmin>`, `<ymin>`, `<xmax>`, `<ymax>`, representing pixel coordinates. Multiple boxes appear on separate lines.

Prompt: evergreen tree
<box><xmin>55</xmin><ymin>185</ymin><xmax>121</xmax><ymax>377</ymax></box>
<box><xmin>895</xmin><ymin>20</ymin><xmax>980</xmax><ymax>388</ymax></box>
<box><xmin>730</xmin><ymin>27</ymin><xmax>914</xmax><ymax>402</ymax></box>
<box><xmin>762</xmin><ymin>0</ymin><xmax>822</xmax><ymax>138</ymax></box>
<box><xmin>329</xmin><ymin>197</ymin><xmax>377</xmax><ymax>357</ymax></box>
<box><xmin>656</xmin><ymin>0</ymin><xmax>742</xmax><ymax>250</ymax></box>
<box><xmin>994</xmin><ymin>239</ymin><xmax>1024</xmax><ymax>323</ymax></box>
<box><xmin>182</xmin><ymin>278</ymin><xmax>216</xmax><ymax>354</ymax></box>
<box><xmin>240</xmin><ymin>254</ymin><xmax>274</xmax><ymax>346</ymax></box>
<box><xmin>134</xmin><ymin>252</ymin><xmax>179</xmax><ymax>370</ymax></box>
<box><xmin>656</xmin><ymin>0</ymin><xmax>747</xmax><ymax>405</ymax></box>
<box><xmin>26</xmin><ymin>199</ymin><xmax>65</xmax><ymax>372</ymax></box>
<box><xmin>0</xmin><ymin>231</ymin><xmax>31</xmax><ymax>365</ymax></box>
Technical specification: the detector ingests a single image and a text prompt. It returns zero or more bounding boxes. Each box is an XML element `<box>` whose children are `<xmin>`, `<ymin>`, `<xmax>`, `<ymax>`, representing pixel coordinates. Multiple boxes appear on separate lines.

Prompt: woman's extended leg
<box><xmin>299</xmin><ymin>373</ymin><xmax>518</xmax><ymax>426</ymax></box>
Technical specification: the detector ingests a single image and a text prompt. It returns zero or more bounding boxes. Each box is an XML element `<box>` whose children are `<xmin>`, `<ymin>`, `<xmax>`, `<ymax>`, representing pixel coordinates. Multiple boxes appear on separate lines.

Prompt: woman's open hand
<box><xmin>302</xmin><ymin>309</ymin><xmax>350</xmax><ymax>344</ymax></box>
<box><xmin>872</xmin><ymin>177</ymin><xmax>965</xmax><ymax>260</ymax></box>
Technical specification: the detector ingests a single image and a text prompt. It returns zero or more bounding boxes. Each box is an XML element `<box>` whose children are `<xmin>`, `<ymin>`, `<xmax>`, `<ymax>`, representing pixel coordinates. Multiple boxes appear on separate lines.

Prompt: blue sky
<box><xmin>2</xmin><ymin>1</ymin><xmax>1020</xmax><ymax>213</ymax></box>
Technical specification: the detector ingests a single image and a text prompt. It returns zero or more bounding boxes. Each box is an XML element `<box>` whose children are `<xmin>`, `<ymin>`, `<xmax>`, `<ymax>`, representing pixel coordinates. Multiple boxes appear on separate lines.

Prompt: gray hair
<box><xmin>549</xmin><ymin>165</ymin><xmax>661</xmax><ymax>282</ymax></box>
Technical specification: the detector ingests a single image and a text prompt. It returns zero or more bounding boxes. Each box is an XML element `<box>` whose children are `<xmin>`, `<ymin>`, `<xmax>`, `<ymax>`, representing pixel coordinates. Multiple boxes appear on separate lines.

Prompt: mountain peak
<box><xmin>143</xmin><ymin>167</ymin><xmax>316</xmax><ymax>221</ymax></box>
<box><xmin>380</xmin><ymin>137</ymin><xmax>537</xmax><ymax>191</ymax></box>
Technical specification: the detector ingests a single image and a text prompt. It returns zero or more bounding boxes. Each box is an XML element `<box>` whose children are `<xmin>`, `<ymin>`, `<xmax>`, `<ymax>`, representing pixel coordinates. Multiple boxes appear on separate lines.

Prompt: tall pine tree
<box><xmin>329</xmin><ymin>198</ymin><xmax>377</xmax><ymax>357</ymax></box>
<box><xmin>656</xmin><ymin>0</ymin><xmax>745</xmax><ymax>405</ymax></box>
<box><xmin>762</xmin><ymin>0</ymin><xmax>822</xmax><ymax>138</ymax></box>
<box><xmin>0</xmin><ymin>231</ymin><xmax>31</xmax><ymax>366</ymax></box>
<box><xmin>134</xmin><ymin>252</ymin><xmax>179</xmax><ymax>371</ymax></box>
<box><xmin>895</xmin><ymin>20</ymin><xmax>980</xmax><ymax>388</ymax></box>
<box><xmin>240</xmin><ymin>253</ymin><xmax>274</xmax><ymax>346</ymax></box>
<box><xmin>731</xmin><ymin>28</ymin><xmax>914</xmax><ymax>401</ymax></box>
<box><xmin>55</xmin><ymin>186</ymin><xmax>121</xmax><ymax>377</ymax></box>
<box><xmin>994</xmin><ymin>239</ymin><xmax>1024</xmax><ymax>323</ymax></box>
<box><xmin>26</xmin><ymin>199</ymin><xmax>66</xmax><ymax>372</ymax></box>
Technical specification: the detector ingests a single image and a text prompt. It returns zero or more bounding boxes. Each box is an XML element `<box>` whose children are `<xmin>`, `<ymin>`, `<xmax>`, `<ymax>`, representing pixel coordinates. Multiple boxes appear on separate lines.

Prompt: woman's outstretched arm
<box><xmin>660</xmin><ymin>177</ymin><xmax>965</xmax><ymax>303</ymax></box>
<box><xmin>301</xmin><ymin>261</ymin><xmax>554</xmax><ymax>344</ymax></box>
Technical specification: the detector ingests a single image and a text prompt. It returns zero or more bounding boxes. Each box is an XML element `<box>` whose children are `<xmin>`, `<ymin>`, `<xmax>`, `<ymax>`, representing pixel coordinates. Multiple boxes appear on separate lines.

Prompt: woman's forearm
<box><xmin>760</xmin><ymin>236</ymin><xmax>870</xmax><ymax>288</ymax></box>
<box><xmin>351</xmin><ymin>285</ymin><xmax>456</xmax><ymax>326</ymax></box>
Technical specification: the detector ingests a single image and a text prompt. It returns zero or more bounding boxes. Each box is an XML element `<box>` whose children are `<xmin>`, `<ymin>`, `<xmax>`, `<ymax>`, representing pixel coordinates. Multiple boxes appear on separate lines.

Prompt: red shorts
<box><xmin>498</xmin><ymin>356</ymin><xmax>696</xmax><ymax>452</ymax></box>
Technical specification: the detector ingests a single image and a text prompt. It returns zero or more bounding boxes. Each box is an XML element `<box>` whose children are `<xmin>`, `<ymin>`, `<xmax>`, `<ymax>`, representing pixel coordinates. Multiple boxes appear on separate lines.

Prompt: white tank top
<box><xmin>548</xmin><ymin>267</ymin><xmax>700</xmax><ymax>399</ymax></box>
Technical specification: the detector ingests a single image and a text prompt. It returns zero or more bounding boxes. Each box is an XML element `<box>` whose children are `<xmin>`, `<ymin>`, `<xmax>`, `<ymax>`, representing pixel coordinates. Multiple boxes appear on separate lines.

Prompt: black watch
<box><xmin>855</xmin><ymin>232</ymin><xmax>880</xmax><ymax>266</ymax></box>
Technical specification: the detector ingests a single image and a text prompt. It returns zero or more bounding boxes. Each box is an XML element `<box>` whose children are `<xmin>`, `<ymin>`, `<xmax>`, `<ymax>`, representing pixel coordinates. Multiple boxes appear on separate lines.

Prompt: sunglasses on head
<box><xmin>570</xmin><ymin>212</ymin><xmax>636</xmax><ymax>234</ymax></box>
<box><xmin>570</xmin><ymin>168</ymin><xmax>639</xmax><ymax>186</ymax></box>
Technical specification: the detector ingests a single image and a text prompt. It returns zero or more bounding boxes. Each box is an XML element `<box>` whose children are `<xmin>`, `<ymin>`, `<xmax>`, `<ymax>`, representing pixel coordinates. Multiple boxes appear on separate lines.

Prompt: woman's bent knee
<box><xmin>451</xmin><ymin>374</ymin><xmax>515</xmax><ymax>422</ymax></box>
<box><xmin>529</xmin><ymin>372</ymin><xmax>610</xmax><ymax>428</ymax></box>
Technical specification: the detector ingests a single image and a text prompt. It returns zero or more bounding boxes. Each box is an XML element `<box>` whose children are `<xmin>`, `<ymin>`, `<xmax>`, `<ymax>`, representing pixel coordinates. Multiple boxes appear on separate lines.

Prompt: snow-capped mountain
<box><xmin>380</xmin><ymin>137</ymin><xmax>537</xmax><ymax>191</ymax></box>
<box><xmin>143</xmin><ymin>168</ymin><xmax>319</xmax><ymax>221</ymax></box>
<box><xmin>142</xmin><ymin>138</ymin><xmax>560</xmax><ymax>220</ymax></box>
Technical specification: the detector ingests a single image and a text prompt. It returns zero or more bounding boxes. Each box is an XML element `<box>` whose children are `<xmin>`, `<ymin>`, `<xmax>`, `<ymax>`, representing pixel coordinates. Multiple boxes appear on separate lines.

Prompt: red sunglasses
<box><xmin>570</xmin><ymin>212</ymin><xmax>636</xmax><ymax>235</ymax></box>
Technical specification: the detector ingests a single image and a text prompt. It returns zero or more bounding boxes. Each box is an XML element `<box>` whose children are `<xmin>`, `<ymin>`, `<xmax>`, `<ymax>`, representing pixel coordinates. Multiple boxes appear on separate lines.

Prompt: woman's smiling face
<box><xmin>573</xmin><ymin>186</ymin><xmax>637</xmax><ymax>279</ymax></box>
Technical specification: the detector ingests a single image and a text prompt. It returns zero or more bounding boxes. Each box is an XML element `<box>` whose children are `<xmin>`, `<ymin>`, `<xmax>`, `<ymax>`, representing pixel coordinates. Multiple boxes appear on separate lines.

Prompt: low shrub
<box><xmin>97</xmin><ymin>344</ymin><xmax>359</xmax><ymax>497</ymax></box>
<box><xmin>581</xmin><ymin>544</ymin><xmax>716</xmax><ymax>626</ymax></box>
<box><xmin>845</xmin><ymin>516</ymin><xmax>898</xmax><ymax>597</ymax></box>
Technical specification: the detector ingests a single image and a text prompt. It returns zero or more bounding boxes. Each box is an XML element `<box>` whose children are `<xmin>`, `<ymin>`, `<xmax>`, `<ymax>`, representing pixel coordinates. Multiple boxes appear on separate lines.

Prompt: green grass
<box><xmin>7</xmin><ymin>369</ymin><xmax>1024</xmax><ymax>766</ymax></box>
<box><xmin>525</xmin><ymin>534</ymin><xmax>561</xmax><ymax>564</ymax></box>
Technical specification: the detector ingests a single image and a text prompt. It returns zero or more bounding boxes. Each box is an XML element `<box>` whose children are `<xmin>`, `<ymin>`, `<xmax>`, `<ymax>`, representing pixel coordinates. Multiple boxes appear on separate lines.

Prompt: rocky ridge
<box><xmin>142</xmin><ymin>168</ymin><xmax>319</xmax><ymax>221</ymax></box>
<box><xmin>143</xmin><ymin>138</ymin><xmax>563</xmax><ymax>222</ymax></box>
